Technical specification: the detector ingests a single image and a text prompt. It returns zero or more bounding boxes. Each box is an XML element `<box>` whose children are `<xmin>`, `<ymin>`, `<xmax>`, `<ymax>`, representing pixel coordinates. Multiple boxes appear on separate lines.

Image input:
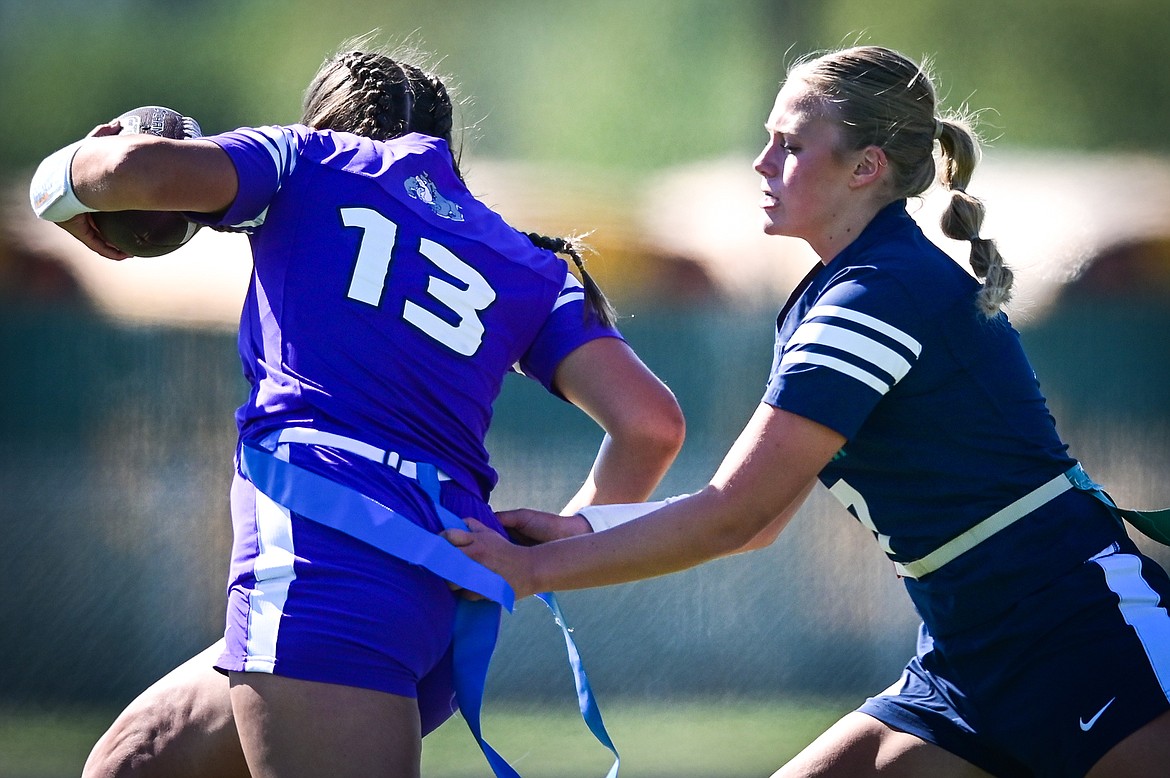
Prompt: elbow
<box><xmin>635</xmin><ymin>392</ymin><xmax>686</xmax><ymax>467</ymax></box>
<box><xmin>736</xmin><ymin>519</ymin><xmax>784</xmax><ymax>553</ymax></box>
<box><xmin>603</xmin><ymin>385</ymin><xmax>685</xmax><ymax>469</ymax></box>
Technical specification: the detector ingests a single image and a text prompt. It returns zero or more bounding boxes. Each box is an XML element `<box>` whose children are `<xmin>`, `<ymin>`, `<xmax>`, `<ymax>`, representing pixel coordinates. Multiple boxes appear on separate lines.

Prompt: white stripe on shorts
<box><xmin>243</xmin><ymin>485</ymin><xmax>298</xmax><ymax>673</ymax></box>
<box><xmin>1093</xmin><ymin>549</ymin><xmax>1170</xmax><ymax>699</ymax></box>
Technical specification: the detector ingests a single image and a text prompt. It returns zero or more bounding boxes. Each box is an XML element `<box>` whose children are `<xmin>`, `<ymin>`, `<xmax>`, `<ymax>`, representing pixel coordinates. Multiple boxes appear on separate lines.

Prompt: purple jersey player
<box><xmin>33</xmin><ymin>41</ymin><xmax>684</xmax><ymax>778</ymax></box>
<box><xmin>451</xmin><ymin>46</ymin><xmax>1170</xmax><ymax>777</ymax></box>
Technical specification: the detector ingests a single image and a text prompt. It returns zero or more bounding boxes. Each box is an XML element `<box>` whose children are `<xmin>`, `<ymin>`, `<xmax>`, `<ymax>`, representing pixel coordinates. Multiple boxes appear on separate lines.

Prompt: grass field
<box><xmin>0</xmin><ymin>696</ymin><xmax>853</xmax><ymax>778</ymax></box>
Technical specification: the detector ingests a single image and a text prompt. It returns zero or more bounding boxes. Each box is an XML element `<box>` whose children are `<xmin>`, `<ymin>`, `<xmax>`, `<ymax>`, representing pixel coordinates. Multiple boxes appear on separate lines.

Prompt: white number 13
<box><xmin>342</xmin><ymin>207</ymin><xmax>495</xmax><ymax>356</ymax></box>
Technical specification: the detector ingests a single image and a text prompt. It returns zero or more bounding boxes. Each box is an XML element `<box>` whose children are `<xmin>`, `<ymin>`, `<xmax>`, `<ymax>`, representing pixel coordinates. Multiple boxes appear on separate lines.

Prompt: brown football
<box><xmin>92</xmin><ymin>106</ymin><xmax>203</xmax><ymax>257</ymax></box>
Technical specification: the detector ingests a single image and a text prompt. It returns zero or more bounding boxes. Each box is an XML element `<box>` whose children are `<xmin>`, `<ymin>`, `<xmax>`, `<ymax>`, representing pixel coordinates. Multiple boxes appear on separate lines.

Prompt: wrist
<box><xmin>29</xmin><ymin>140</ymin><xmax>97</xmax><ymax>223</ymax></box>
<box><xmin>520</xmin><ymin>546</ymin><xmax>545</xmax><ymax>598</ymax></box>
<box><xmin>576</xmin><ymin>494</ymin><xmax>689</xmax><ymax>533</ymax></box>
<box><xmin>564</xmin><ymin>513</ymin><xmax>593</xmax><ymax>537</ymax></box>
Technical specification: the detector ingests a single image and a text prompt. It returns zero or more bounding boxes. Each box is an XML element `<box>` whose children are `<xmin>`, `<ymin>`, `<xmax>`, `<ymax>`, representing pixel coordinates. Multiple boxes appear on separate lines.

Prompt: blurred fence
<box><xmin>1</xmin><ymin>298</ymin><xmax>1168</xmax><ymax>710</ymax></box>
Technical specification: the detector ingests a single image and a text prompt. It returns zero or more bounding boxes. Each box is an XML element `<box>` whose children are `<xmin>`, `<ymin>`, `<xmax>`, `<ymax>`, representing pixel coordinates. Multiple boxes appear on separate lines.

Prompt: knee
<box><xmin>81</xmin><ymin>714</ymin><xmax>164</xmax><ymax>778</ymax></box>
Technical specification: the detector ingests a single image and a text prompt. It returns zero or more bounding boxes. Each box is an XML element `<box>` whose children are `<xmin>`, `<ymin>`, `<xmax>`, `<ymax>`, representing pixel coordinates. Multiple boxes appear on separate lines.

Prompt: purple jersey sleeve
<box><xmin>516</xmin><ymin>272</ymin><xmax>623</xmax><ymax>394</ymax></box>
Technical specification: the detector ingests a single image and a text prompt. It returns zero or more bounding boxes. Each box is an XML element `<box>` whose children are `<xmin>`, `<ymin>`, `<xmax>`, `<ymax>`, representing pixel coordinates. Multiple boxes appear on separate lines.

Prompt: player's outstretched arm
<box><xmin>450</xmin><ymin>402</ymin><xmax>842</xmax><ymax>599</ymax></box>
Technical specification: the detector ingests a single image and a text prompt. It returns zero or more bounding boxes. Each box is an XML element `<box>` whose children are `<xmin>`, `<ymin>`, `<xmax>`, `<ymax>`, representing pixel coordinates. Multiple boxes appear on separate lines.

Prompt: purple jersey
<box><xmin>192</xmin><ymin>126</ymin><xmax>620</xmax><ymax>498</ymax></box>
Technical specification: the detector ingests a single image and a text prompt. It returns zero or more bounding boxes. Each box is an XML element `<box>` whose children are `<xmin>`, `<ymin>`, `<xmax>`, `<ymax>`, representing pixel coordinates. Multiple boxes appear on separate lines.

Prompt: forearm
<box><xmin>34</xmin><ymin>134</ymin><xmax>237</xmax><ymax>217</ymax></box>
<box><xmin>560</xmin><ymin>430</ymin><xmax>681</xmax><ymax>514</ymax></box>
<box><xmin>467</xmin><ymin>404</ymin><xmax>841</xmax><ymax>598</ymax></box>
<box><xmin>33</xmin><ymin>135</ymin><xmax>170</xmax><ymax>216</ymax></box>
<box><xmin>68</xmin><ymin>136</ymin><xmax>159</xmax><ymax>211</ymax></box>
<box><xmin>531</xmin><ymin>488</ymin><xmax>765</xmax><ymax>592</ymax></box>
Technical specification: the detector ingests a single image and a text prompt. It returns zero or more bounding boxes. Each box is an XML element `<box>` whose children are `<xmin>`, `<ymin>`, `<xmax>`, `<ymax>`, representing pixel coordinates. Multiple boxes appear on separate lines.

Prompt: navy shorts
<box><xmin>860</xmin><ymin>539</ymin><xmax>1170</xmax><ymax>777</ymax></box>
<box><xmin>216</xmin><ymin>444</ymin><xmax>502</xmax><ymax>736</ymax></box>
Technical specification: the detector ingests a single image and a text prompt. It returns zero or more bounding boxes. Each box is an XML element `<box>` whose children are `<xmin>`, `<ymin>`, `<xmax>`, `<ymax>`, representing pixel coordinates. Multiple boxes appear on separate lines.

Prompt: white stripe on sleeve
<box><xmin>552</xmin><ymin>274</ymin><xmax>585</xmax><ymax>312</ymax></box>
<box><xmin>239</xmin><ymin>126</ymin><xmax>297</xmax><ymax>179</ymax></box>
<box><xmin>783</xmin><ymin>351</ymin><xmax>891</xmax><ymax>394</ymax></box>
<box><xmin>780</xmin><ymin>304</ymin><xmax>921</xmax><ymax>395</ymax></box>
<box><xmin>787</xmin><ymin>322</ymin><xmax>913</xmax><ymax>383</ymax></box>
<box><xmin>807</xmin><ymin>304</ymin><xmax>922</xmax><ymax>355</ymax></box>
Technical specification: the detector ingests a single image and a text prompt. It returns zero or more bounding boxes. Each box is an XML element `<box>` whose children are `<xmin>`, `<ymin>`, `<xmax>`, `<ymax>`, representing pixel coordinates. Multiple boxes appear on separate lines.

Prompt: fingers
<box><xmin>441</xmin><ymin>518</ymin><xmax>490</xmax><ymax>548</ymax></box>
<box><xmin>496</xmin><ymin>509</ymin><xmax>590</xmax><ymax>543</ymax></box>
<box><xmin>441</xmin><ymin>528</ymin><xmax>472</xmax><ymax>547</ymax></box>
<box><xmin>61</xmin><ymin>214</ymin><xmax>130</xmax><ymax>260</ymax></box>
<box><xmin>88</xmin><ymin>120</ymin><xmax>123</xmax><ymax>138</ymax></box>
<box><xmin>497</xmin><ymin>509</ymin><xmax>525</xmax><ymax>528</ymax></box>
<box><xmin>504</xmin><ymin>528</ymin><xmax>539</xmax><ymax>547</ymax></box>
<box><xmin>445</xmin><ymin>582</ymin><xmax>486</xmax><ymax>601</ymax></box>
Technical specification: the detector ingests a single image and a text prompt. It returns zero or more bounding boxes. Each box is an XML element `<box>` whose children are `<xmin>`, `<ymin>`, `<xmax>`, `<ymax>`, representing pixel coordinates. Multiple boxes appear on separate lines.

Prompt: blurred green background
<box><xmin>4</xmin><ymin>0</ymin><xmax>1170</xmax><ymax>177</ymax></box>
<box><xmin>2</xmin><ymin>2</ymin><xmax>1169</xmax><ymax>776</ymax></box>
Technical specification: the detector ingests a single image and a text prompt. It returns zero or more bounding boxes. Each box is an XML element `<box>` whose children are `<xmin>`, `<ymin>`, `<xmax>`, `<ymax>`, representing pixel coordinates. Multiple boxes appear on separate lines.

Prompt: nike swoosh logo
<box><xmin>1079</xmin><ymin>697</ymin><xmax>1117</xmax><ymax>731</ymax></box>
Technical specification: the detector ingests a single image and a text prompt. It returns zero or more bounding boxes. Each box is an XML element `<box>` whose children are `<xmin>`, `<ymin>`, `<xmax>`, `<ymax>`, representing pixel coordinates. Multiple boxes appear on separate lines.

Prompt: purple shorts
<box><xmin>216</xmin><ymin>443</ymin><xmax>503</xmax><ymax>735</ymax></box>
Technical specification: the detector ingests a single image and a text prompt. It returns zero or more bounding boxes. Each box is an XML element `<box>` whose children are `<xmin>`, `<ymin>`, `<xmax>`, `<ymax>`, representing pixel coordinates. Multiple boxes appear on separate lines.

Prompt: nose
<box><xmin>753</xmin><ymin>140</ymin><xmax>777</xmax><ymax>178</ymax></box>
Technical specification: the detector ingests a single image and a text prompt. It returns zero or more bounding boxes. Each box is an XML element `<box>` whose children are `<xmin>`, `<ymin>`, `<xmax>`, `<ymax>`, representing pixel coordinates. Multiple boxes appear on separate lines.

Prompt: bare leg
<box><xmin>1088</xmin><ymin>709</ymin><xmax>1170</xmax><ymax>777</ymax></box>
<box><xmin>82</xmin><ymin>639</ymin><xmax>248</xmax><ymax>778</ymax></box>
<box><xmin>229</xmin><ymin>672</ymin><xmax>421</xmax><ymax>778</ymax></box>
<box><xmin>772</xmin><ymin>711</ymin><xmax>993</xmax><ymax>778</ymax></box>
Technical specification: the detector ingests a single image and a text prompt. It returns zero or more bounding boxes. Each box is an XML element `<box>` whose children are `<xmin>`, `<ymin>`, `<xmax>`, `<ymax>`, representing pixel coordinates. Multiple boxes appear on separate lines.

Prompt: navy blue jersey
<box><xmin>765</xmin><ymin>202</ymin><xmax>1123</xmax><ymax>635</ymax></box>
<box><xmin>192</xmin><ymin>126</ymin><xmax>620</xmax><ymax>499</ymax></box>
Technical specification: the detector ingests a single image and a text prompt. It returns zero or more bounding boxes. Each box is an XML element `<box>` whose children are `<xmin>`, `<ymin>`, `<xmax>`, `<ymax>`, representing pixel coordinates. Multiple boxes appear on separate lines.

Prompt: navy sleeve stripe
<box><xmin>779</xmin><ymin>303</ymin><xmax>921</xmax><ymax>395</ymax></box>
<box><xmin>783</xmin><ymin>351</ymin><xmax>891</xmax><ymax>394</ymax></box>
<box><xmin>807</xmin><ymin>304</ymin><xmax>921</xmax><ymax>355</ymax></box>
<box><xmin>786</xmin><ymin>321</ymin><xmax>913</xmax><ymax>383</ymax></box>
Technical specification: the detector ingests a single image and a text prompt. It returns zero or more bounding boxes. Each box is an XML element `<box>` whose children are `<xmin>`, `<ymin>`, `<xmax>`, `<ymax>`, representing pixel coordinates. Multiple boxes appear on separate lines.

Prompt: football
<box><xmin>91</xmin><ymin>105</ymin><xmax>203</xmax><ymax>257</ymax></box>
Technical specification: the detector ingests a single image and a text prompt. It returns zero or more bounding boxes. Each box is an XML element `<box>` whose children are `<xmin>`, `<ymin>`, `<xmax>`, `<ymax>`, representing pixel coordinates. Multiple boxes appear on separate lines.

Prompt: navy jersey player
<box><xmin>449</xmin><ymin>46</ymin><xmax>1170</xmax><ymax>777</ymax></box>
<box><xmin>33</xmin><ymin>43</ymin><xmax>684</xmax><ymax>778</ymax></box>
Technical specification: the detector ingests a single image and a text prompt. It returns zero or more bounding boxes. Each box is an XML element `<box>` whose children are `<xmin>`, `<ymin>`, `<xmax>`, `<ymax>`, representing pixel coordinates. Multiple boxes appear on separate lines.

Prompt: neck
<box><xmin>809</xmin><ymin>198</ymin><xmax>892</xmax><ymax>264</ymax></box>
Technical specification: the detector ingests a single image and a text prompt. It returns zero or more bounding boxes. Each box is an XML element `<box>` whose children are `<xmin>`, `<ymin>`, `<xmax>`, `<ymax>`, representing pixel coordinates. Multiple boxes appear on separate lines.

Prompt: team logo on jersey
<box><xmin>404</xmin><ymin>172</ymin><xmax>464</xmax><ymax>221</ymax></box>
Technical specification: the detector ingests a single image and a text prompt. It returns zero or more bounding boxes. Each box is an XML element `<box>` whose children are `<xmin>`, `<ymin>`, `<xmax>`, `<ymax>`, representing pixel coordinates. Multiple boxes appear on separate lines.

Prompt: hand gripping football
<box><xmin>91</xmin><ymin>106</ymin><xmax>203</xmax><ymax>257</ymax></box>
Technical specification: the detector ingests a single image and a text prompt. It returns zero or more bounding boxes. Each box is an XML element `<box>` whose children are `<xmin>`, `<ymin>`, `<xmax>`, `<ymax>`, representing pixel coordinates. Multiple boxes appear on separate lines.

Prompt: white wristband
<box><xmin>29</xmin><ymin>140</ymin><xmax>96</xmax><ymax>222</ymax></box>
<box><xmin>577</xmin><ymin>494</ymin><xmax>690</xmax><ymax>533</ymax></box>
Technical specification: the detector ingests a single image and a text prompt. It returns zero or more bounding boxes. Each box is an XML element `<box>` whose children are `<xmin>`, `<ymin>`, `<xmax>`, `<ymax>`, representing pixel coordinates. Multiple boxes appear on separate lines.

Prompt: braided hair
<box><xmin>302</xmin><ymin>43</ymin><xmax>618</xmax><ymax>326</ymax></box>
<box><xmin>302</xmin><ymin>46</ymin><xmax>463</xmax><ymax>178</ymax></box>
<box><xmin>789</xmin><ymin>46</ymin><xmax>1012</xmax><ymax>316</ymax></box>
<box><xmin>525</xmin><ymin>233</ymin><xmax>617</xmax><ymax>328</ymax></box>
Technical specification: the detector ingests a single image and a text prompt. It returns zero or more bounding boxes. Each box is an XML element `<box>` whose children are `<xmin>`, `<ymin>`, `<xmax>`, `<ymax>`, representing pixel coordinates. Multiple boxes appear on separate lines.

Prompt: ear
<box><xmin>850</xmin><ymin>146</ymin><xmax>888</xmax><ymax>188</ymax></box>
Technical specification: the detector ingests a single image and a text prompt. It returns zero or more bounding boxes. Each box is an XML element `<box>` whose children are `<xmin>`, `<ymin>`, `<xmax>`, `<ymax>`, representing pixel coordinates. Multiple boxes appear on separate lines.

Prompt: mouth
<box><xmin>760</xmin><ymin>192</ymin><xmax>779</xmax><ymax>208</ymax></box>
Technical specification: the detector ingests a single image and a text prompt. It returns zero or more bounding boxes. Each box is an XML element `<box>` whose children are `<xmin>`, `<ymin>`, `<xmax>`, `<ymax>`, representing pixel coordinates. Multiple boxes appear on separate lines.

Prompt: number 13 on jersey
<box><xmin>341</xmin><ymin>207</ymin><xmax>496</xmax><ymax>356</ymax></box>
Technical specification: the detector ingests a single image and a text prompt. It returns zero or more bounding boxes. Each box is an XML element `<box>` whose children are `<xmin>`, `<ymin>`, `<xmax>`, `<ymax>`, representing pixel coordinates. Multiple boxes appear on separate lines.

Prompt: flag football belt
<box><xmin>896</xmin><ymin>463</ymin><xmax>1170</xmax><ymax>580</ymax></box>
<box><xmin>238</xmin><ymin>429</ymin><xmax>620</xmax><ymax>778</ymax></box>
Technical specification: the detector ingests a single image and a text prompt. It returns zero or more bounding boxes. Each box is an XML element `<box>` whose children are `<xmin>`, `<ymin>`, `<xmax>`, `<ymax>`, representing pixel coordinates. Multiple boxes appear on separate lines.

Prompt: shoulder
<box><xmin>208</xmin><ymin>123</ymin><xmax>310</xmax><ymax>155</ymax></box>
<box><xmin>821</xmin><ymin>224</ymin><xmax>976</xmax><ymax>323</ymax></box>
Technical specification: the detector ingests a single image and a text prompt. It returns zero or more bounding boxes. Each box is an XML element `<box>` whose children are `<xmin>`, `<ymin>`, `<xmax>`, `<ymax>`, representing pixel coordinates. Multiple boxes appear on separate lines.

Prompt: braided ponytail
<box><xmin>935</xmin><ymin>118</ymin><xmax>1013</xmax><ymax>316</ymax></box>
<box><xmin>525</xmin><ymin>233</ymin><xmax>617</xmax><ymax>328</ymax></box>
